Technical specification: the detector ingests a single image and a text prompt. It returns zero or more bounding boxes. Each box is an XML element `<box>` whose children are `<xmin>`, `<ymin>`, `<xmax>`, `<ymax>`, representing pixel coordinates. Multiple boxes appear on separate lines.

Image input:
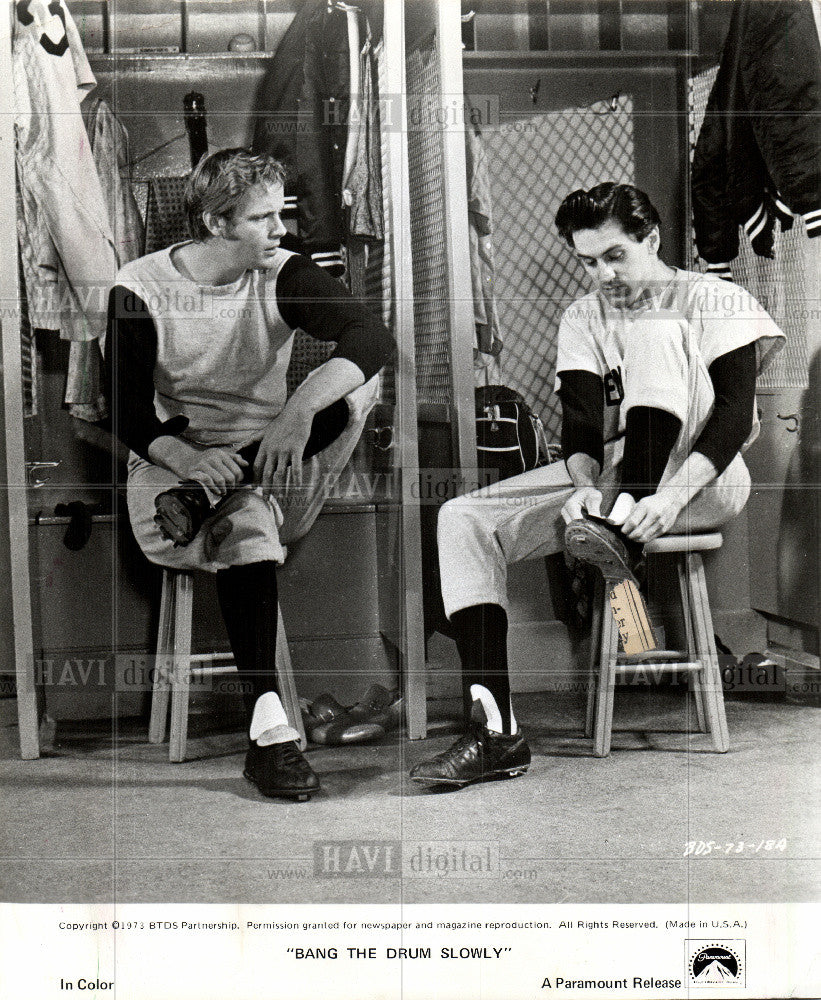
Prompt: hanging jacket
<box><xmin>253</xmin><ymin>0</ymin><xmax>383</xmax><ymax>271</ymax></box>
<box><xmin>251</xmin><ymin>0</ymin><xmax>346</xmax><ymax>269</ymax></box>
<box><xmin>251</xmin><ymin>0</ymin><xmax>323</xmax><ymax>183</ymax></box>
<box><xmin>293</xmin><ymin>2</ymin><xmax>350</xmax><ymax>250</ymax></box>
<box><xmin>692</xmin><ymin>0</ymin><xmax>821</xmax><ymax>277</ymax></box>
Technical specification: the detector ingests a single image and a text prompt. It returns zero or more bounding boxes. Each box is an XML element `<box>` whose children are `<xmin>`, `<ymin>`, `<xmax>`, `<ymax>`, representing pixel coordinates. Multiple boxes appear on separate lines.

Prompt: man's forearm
<box><xmin>147</xmin><ymin>435</ymin><xmax>199</xmax><ymax>478</ymax></box>
<box><xmin>656</xmin><ymin>451</ymin><xmax>718</xmax><ymax>507</ymax></box>
<box><xmin>284</xmin><ymin>357</ymin><xmax>366</xmax><ymax>419</ymax></box>
<box><xmin>566</xmin><ymin>451</ymin><xmax>602</xmax><ymax>489</ymax></box>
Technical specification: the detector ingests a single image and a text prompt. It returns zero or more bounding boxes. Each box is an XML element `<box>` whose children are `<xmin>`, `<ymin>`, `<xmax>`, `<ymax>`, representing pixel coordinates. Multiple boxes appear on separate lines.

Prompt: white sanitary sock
<box><xmin>249</xmin><ymin>692</ymin><xmax>301</xmax><ymax>746</ymax></box>
<box><xmin>470</xmin><ymin>684</ymin><xmax>518</xmax><ymax>736</ymax></box>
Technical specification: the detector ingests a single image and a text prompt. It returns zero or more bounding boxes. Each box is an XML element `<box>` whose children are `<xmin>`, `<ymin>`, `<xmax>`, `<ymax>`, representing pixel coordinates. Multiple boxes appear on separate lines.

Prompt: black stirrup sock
<box><xmin>216</xmin><ymin>561</ymin><xmax>279</xmax><ymax>719</ymax></box>
<box><xmin>450</xmin><ymin>603</ymin><xmax>512</xmax><ymax>734</ymax></box>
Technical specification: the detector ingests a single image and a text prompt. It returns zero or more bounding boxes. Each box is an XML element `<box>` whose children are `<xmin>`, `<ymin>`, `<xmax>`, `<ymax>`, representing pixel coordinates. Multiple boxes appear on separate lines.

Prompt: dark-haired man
<box><xmin>410</xmin><ymin>182</ymin><xmax>784</xmax><ymax>789</ymax></box>
<box><xmin>105</xmin><ymin>148</ymin><xmax>393</xmax><ymax>800</ymax></box>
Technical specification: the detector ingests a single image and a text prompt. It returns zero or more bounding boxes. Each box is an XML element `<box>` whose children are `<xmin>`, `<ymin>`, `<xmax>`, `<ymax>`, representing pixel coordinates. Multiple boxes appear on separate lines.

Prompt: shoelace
<box><xmin>274</xmin><ymin>741</ymin><xmax>307</xmax><ymax>767</ymax></box>
<box><xmin>433</xmin><ymin>730</ymin><xmax>482</xmax><ymax>761</ymax></box>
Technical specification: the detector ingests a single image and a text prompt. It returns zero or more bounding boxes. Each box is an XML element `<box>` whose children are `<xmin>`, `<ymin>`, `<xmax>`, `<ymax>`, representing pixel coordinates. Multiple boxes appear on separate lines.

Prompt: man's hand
<box><xmin>561</xmin><ymin>486</ymin><xmax>604</xmax><ymax>524</ymax></box>
<box><xmin>253</xmin><ymin>401</ymin><xmax>314</xmax><ymax>495</ymax></box>
<box><xmin>185</xmin><ymin>448</ymin><xmax>248</xmax><ymax>497</ymax></box>
<box><xmin>618</xmin><ymin>488</ymin><xmax>686</xmax><ymax>543</ymax></box>
<box><xmin>147</xmin><ymin>435</ymin><xmax>247</xmax><ymax>496</ymax></box>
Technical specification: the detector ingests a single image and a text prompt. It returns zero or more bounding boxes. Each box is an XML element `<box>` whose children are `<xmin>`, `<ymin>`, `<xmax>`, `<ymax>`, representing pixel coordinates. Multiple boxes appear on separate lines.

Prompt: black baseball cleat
<box><xmin>153</xmin><ymin>480</ymin><xmax>214</xmax><ymax>547</ymax></box>
<box><xmin>409</xmin><ymin>726</ymin><xmax>530</xmax><ymax>788</ymax></box>
<box><xmin>244</xmin><ymin>741</ymin><xmax>320</xmax><ymax>801</ymax></box>
<box><xmin>564</xmin><ymin>516</ymin><xmax>643</xmax><ymax>585</ymax></box>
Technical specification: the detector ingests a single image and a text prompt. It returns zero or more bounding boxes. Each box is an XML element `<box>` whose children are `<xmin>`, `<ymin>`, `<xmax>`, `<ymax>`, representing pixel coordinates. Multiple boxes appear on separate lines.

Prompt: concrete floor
<box><xmin>1</xmin><ymin>690</ymin><xmax>819</xmax><ymax>905</ymax></box>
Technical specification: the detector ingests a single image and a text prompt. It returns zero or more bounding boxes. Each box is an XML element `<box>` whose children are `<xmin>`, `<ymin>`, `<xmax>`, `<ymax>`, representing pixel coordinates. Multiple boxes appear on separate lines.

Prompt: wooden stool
<box><xmin>148</xmin><ymin>569</ymin><xmax>307</xmax><ymax>762</ymax></box>
<box><xmin>585</xmin><ymin>532</ymin><xmax>729</xmax><ymax>757</ymax></box>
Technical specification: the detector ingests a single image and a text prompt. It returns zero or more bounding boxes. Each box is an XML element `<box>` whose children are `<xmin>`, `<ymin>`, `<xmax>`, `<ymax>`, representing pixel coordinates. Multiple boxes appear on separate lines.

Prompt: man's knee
<box><xmin>438</xmin><ymin>494</ymin><xmax>472</xmax><ymax>537</ymax></box>
<box><xmin>437</xmin><ymin>493</ymin><xmax>494</xmax><ymax>550</ymax></box>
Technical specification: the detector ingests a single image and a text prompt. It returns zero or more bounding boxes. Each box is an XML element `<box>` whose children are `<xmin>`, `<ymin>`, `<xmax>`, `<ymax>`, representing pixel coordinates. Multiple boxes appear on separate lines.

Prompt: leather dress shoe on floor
<box><xmin>564</xmin><ymin>516</ymin><xmax>643</xmax><ymax>585</ymax></box>
<box><xmin>409</xmin><ymin>726</ymin><xmax>530</xmax><ymax>788</ymax></box>
<box><xmin>302</xmin><ymin>694</ymin><xmax>384</xmax><ymax>745</ymax></box>
<box><xmin>343</xmin><ymin>684</ymin><xmax>403</xmax><ymax>731</ymax></box>
<box><xmin>244</xmin><ymin>741</ymin><xmax>320</xmax><ymax>801</ymax></box>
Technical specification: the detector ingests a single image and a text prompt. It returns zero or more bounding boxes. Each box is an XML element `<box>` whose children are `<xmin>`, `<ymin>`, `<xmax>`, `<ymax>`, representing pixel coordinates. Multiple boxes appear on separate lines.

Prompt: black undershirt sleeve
<box><xmin>692</xmin><ymin>342</ymin><xmax>757</xmax><ymax>476</ymax></box>
<box><xmin>276</xmin><ymin>254</ymin><xmax>394</xmax><ymax>381</ymax></box>
<box><xmin>102</xmin><ymin>285</ymin><xmax>188</xmax><ymax>461</ymax></box>
<box><xmin>557</xmin><ymin>369</ymin><xmax>605</xmax><ymax>471</ymax></box>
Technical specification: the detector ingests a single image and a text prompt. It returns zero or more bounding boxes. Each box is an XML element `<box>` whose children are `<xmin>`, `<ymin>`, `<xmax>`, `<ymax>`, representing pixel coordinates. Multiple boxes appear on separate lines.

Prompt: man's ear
<box><xmin>202</xmin><ymin>211</ymin><xmax>229</xmax><ymax>239</ymax></box>
<box><xmin>646</xmin><ymin>226</ymin><xmax>661</xmax><ymax>255</ymax></box>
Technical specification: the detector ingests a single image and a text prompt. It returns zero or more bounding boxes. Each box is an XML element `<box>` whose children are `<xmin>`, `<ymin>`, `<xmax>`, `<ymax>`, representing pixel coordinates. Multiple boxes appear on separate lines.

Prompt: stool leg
<box><xmin>677</xmin><ymin>559</ymin><xmax>707</xmax><ymax>734</ymax></box>
<box><xmin>169</xmin><ymin>572</ymin><xmax>194</xmax><ymax>763</ymax></box>
<box><xmin>149</xmin><ymin>570</ymin><xmax>174</xmax><ymax>744</ymax></box>
<box><xmin>275</xmin><ymin>605</ymin><xmax>307</xmax><ymax>750</ymax></box>
<box><xmin>585</xmin><ymin>576</ymin><xmax>604</xmax><ymax>738</ymax></box>
<box><xmin>593</xmin><ymin>577</ymin><xmax>620</xmax><ymax>757</ymax></box>
<box><xmin>687</xmin><ymin>553</ymin><xmax>729</xmax><ymax>753</ymax></box>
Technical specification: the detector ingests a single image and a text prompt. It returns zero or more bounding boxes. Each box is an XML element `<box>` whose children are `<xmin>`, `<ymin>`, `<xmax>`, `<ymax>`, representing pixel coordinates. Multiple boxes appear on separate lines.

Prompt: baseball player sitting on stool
<box><xmin>105</xmin><ymin>148</ymin><xmax>393</xmax><ymax>801</ymax></box>
<box><xmin>410</xmin><ymin>182</ymin><xmax>784</xmax><ymax>789</ymax></box>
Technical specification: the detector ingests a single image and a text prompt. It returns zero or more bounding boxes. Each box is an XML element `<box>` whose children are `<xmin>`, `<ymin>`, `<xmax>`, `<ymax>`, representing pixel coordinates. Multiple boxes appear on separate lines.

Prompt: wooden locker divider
<box><xmin>380</xmin><ymin>0</ymin><xmax>428</xmax><ymax>739</ymax></box>
<box><xmin>434</xmin><ymin>0</ymin><xmax>479</xmax><ymax>481</ymax></box>
<box><xmin>0</xmin><ymin>5</ymin><xmax>40</xmax><ymax>759</ymax></box>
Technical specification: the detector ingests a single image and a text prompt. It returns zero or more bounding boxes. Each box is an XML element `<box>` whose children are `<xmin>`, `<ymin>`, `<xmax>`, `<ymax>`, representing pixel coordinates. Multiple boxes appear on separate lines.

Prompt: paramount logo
<box><xmin>686</xmin><ymin>940</ymin><xmax>745</xmax><ymax>988</ymax></box>
<box><xmin>314</xmin><ymin>840</ymin><xmax>499</xmax><ymax>878</ymax></box>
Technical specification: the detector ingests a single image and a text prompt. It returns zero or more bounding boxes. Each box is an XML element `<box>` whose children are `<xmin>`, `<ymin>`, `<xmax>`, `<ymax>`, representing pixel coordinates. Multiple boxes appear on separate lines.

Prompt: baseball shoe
<box><xmin>409</xmin><ymin>726</ymin><xmax>530</xmax><ymax>788</ymax></box>
<box><xmin>153</xmin><ymin>480</ymin><xmax>213</xmax><ymax>547</ymax></box>
<box><xmin>564</xmin><ymin>517</ymin><xmax>642</xmax><ymax>585</ymax></box>
<box><xmin>244</xmin><ymin>741</ymin><xmax>320</xmax><ymax>801</ymax></box>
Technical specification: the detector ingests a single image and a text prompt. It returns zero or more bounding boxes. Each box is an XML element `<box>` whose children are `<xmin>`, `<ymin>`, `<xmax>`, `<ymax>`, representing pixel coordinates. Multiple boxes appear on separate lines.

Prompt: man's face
<box><xmin>220</xmin><ymin>182</ymin><xmax>288</xmax><ymax>269</ymax></box>
<box><xmin>571</xmin><ymin>220</ymin><xmax>660</xmax><ymax>307</ymax></box>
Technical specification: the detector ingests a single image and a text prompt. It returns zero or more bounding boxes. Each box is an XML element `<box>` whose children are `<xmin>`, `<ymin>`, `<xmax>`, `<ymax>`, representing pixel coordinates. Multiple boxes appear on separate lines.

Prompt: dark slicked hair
<box><xmin>184</xmin><ymin>147</ymin><xmax>287</xmax><ymax>241</ymax></box>
<box><xmin>555</xmin><ymin>182</ymin><xmax>661</xmax><ymax>247</ymax></box>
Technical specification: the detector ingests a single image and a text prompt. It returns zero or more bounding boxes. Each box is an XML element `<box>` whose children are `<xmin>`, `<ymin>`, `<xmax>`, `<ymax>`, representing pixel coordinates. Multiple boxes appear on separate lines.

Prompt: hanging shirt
<box><xmin>465</xmin><ymin>126</ymin><xmax>502</xmax><ymax>357</ymax></box>
<box><xmin>83</xmin><ymin>97</ymin><xmax>145</xmax><ymax>269</ymax></box>
<box><xmin>13</xmin><ymin>0</ymin><xmax>118</xmax><ymax>343</ymax></box>
<box><xmin>66</xmin><ymin>98</ymin><xmax>146</xmax><ymax>422</ymax></box>
<box><xmin>343</xmin><ymin>21</ymin><xmax>384</xmax><ymax>241</ymax></box>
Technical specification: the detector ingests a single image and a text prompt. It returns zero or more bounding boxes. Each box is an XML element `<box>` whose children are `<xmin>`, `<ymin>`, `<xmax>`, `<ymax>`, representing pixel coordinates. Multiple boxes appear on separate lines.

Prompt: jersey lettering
<box><xmin>603</xmin><ymin>366</ymin><xmax>624</xmax><ymax>406</ymax></box>
<box><xmin>16</xmin><ymin>1</ymin><xmax>69</xmax><ymax>56</ymax></box>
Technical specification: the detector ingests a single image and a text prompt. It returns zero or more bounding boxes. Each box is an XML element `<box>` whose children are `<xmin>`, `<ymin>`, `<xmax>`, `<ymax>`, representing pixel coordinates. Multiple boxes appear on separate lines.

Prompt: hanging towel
<box><xmin>362</xmin><ymin>39</ymin><xmax>393</xmax><ymax>332</ymax></box>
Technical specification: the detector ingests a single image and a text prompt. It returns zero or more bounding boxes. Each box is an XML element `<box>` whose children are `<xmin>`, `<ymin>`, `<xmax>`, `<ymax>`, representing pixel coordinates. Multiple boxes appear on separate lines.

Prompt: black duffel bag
<box><xmin>475</xmin><ymin>384</ymin><xmax>553</xmax><ymax>482</ymax></box>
